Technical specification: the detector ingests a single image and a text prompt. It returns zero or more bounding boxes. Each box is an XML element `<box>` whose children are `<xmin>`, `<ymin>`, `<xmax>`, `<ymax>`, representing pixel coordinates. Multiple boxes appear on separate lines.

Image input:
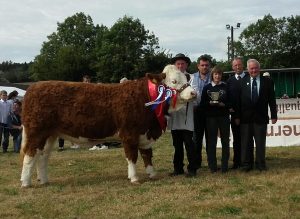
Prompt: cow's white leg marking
<box><xmin>21</xmin><ymin>154</ymin><xmax>38</xmax><ymax>187</ymax></box>
<box><xmin>36</xmin><ymin>136</ymin><xmax>56</xmax><ymax>185</ymax></box>
<box><xmin>145</xmin><ymin>165</ymin><xmax>156</xmax><ymax>178</ymax></box>
<box><xmin>126</xmin><ymin>158</ymin><xmax>139</xmax><ymax>183</ymax></box>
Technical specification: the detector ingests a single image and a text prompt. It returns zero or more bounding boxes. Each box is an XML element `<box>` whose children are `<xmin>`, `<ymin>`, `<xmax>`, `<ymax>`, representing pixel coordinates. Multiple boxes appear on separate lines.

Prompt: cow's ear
<box><xmin>146</xmin><ymin>73</ymin><xmax>166</xmax><ymax>84</ymax></box>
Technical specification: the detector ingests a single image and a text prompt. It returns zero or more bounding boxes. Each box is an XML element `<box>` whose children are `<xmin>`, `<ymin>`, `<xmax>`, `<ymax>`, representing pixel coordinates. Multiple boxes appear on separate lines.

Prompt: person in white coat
<box><xmin>168</xmin><ymin>54</ymin><xmax>197</xmax><ymax>177</ymax></box>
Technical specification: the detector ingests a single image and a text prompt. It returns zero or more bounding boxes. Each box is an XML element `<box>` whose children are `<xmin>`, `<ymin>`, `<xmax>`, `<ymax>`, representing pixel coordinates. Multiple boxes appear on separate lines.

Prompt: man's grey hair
<box><xmin>247</xmin><ymin>59</ymin><xmax>260</xmax><ymax>69</ymax></box>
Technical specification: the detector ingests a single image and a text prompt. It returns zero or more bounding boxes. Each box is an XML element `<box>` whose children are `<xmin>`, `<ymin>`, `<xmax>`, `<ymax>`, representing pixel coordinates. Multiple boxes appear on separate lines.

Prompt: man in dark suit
<box><xmin>227</xmin><ymin>57</ymin><xmax>247</xmax><ymax>169</ymax></box>
<box><xmin>236</xmin><ymin>59</ymin><xmax>277</xmax><ymax>171</ymax></box>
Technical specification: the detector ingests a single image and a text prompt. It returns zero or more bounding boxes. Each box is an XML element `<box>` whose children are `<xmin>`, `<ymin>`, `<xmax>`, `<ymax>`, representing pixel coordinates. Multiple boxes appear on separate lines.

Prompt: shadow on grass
<box><xmin>266</xmin><ymin>157</ymin><xmax>300</xmax><ymax>169</ymax></box>
<box><xmin>37</xmin><ymin>172</ymin><xmax>166</xmax><ymax>188</ymax></box>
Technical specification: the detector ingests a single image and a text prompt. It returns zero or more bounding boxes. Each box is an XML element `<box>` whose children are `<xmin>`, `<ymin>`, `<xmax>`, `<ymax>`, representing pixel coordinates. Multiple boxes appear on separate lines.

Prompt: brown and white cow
<box><xmin>20</xmin><ymin>65</ymin><xmax>196</xmax><ymax>187</ymax></box>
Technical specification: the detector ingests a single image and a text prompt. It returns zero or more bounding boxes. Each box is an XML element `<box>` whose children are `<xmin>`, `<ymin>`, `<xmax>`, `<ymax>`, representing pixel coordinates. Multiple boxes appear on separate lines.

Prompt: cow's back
<box><xmin>22</xmin><ymin>79</ymin><xmax>160</xmax><ymax>144</ymax></box>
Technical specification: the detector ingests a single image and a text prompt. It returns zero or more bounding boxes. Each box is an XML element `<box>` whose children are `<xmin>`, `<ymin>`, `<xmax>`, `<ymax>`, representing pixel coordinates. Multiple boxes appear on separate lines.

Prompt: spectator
<box><xmin>226</xmin><ymin>57</ymin><xmax>247</xmax><ymax>169</ymax></box>
<box><xmin>8</xmin><ymin>90</ymin><xmax>19</xmax><ymax>104</ymax></box>
<box><xmin>281</xmin><ymin>93</ymin><xmax>289</xmax><ymax>99</ymax></box>
<box><xmin>200</xmin><ymin>66</ymin><xmax>230</xmax><ymax>173</ymax></box>
<box><xmin>236</xmin><ymin>59</ymin><xmax>277</xmax><ymax>172</ymax></box>
<box><xmin>168</xmin><ymin>53</ymin><xmax>197</xmax><ymax>177</ymax></box>
<box><xmin>191</xmin><ymin>55</ymin><xmax>211</xmax><ymax>169</ymax></box>
<box><xmin>82</xmin><ymin>75</ymin><xmax>91</xmax><ymax>83</ymax></box>
<box><xmin>7</xmin><ymin>100</ymin><xmax>22</xmax><ymax>153</ymax></box>
<box><xmin>0</xmin><ymin>90</ymin><xmax>13</xmax><ymax>153</ymax></box>
<box><xmin>58</xmin><ymin>138</ymin><xmax>64</xmax><ymax>151</ymax></box>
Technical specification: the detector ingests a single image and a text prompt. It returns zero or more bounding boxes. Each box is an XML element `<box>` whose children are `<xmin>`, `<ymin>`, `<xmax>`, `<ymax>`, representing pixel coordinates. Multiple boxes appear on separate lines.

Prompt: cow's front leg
<box><xmin>139</xmin><ymin>147</ymin><xmax>156</xmax><ymax>179</ymax></box>
<box><xmin>21</xmin><ymin>153</ymin><xmax>38</xmax><ymax>187</ymax></box>
<box><xmin>124</xmin><ymin>145</ymin><xmax>139</xmax><ymax>183</ymax></box>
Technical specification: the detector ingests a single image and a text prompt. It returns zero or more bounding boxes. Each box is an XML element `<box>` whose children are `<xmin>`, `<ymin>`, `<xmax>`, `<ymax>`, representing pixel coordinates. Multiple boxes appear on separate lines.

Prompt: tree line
<box><xmin>1</xmin><ymin>13</ymin><xmax>299</xmax><ymax>83</ymax></box>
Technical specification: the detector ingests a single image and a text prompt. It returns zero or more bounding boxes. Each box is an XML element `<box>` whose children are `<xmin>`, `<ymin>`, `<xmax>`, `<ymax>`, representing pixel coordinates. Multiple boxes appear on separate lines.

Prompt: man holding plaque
<box><xmin>236</xmin><ymin>59</ymin><xmax>277</xmax><ymax>171</ymax></box>
<box><xmin>200</xmin><ymin>67</ymin><xmax>230</xmax><ymax>173</ymax></box>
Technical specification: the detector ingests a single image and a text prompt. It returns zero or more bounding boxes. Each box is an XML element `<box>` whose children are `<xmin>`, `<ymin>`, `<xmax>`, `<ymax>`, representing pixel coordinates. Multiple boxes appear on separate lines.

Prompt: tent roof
<box><xmin>0</xmin><ymin>83</ymin><xmax>28</xmax><ymax>97</ymax></box>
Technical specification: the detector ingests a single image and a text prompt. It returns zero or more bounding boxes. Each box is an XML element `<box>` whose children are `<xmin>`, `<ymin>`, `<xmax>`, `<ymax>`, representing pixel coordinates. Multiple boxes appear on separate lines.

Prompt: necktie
<box><xmin>252</xmin><ymin>78</ymin><xmax>258</xmax><ymax>103</ymax></box>
<box><xmin>237</xmin><ymin>76</ymin><xmax>241</xmax><ymax>80</ymax></box>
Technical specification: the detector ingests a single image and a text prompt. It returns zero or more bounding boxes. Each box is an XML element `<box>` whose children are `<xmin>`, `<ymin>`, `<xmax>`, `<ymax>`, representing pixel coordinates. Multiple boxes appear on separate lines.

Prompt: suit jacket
<box><xmin>227</xmin><ymin>73</ymin><xmax>246</xmax><ymax>119</ymax></box>
<box><xmin>237</xmin><ymin>74</ymin><xmax>277</xmax><ymax>124</ymax></box>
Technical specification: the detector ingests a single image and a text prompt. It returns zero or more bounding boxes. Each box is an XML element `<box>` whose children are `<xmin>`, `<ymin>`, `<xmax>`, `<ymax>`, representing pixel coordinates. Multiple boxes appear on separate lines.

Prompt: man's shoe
<box><xmin>231</xmin><ymin>164</ymin><xmax>240</xmax><ymax>169</ymax></box>
<box><xmin>89</xmin><ymin>145</ymin><xmax>100</xmax><ymax>151</ymax></box>
<box><xmin>70</xmin><ymin>144</ymin><xmax>80</xmax><ymax>149</ymax></box>
<box><xmin>221</xmin><ymin>168</ymin><xmax>228</xmax><ymax>173</ymax></box>
<box><xmin>58</xmin><ymin>147</ymin><xmax>64</xmax><ymax>152</ymax></box>
<box><xmin>241</xmin><ymin>166</ymin><xmax>253</xmax><ymax>172</ymax></box>
<box><xmin>100</xmin><ymin>145</ymin><xmax>109</xmax><ymax>150</ymax></box>
<box><xmin>186</xmin><ymin>171</ymin><xmax>196</xmax><ymax>178</ymax></box>
<box><xmin>169</xmin><ymin>171</ymin><xmax>184</xmax><ymax>177</ymax></box>
<box><xmin>256</xmin><ymin>166</ymin><xmax>268</xmax><ymax>171</ymax></box>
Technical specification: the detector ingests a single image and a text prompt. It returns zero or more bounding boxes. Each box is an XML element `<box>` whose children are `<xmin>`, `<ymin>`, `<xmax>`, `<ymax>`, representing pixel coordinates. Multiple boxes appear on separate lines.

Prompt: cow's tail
<box><xmin>20</xmin><ymin>125</ymin><xmax>26</xmax><ymax>165</ymax></box>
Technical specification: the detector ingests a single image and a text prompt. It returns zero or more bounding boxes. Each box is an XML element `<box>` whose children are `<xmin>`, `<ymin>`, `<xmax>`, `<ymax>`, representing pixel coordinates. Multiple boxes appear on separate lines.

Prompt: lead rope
<box><xmin>185</xmin><ymin>102</ymin><xmax>189</xmax><ymax>125</ymax></box>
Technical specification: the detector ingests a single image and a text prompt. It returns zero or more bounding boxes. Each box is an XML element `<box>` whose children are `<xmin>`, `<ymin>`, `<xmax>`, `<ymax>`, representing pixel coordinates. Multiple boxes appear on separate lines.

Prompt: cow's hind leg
<box><xmin>36</xmin><ymin>136</ymin><xmax>57</xmax><ymax>185</ymax></box>
<box><xmin>139</xmin><ymin>146</ymin><xmax>157</xmax><ymax>179</ymax></box>
<box><xmin>21</xmin><ymin>153</ymin><xmax>39</xmax><ymax>187</ymax></box>
<box><xmin>20</xmin><ymin>127</ymin><xmax>48</xmax><ymax>187</ymax></box>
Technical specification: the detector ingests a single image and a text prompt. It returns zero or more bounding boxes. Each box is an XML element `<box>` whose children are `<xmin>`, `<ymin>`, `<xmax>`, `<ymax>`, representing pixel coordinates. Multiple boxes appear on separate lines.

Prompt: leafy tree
<box><xmin>94</xmin><ymin>15</ymin><xmax>168</xmax><ymax>82</ymax></box>
<box><xmin>0</xmin><ymin>61</ymin><xmax>31</xmax><ymax>83</ymax></box>
<box><xmin>30</xmin><ymin>12</ymin><xmax>97</xmax><ymax>81</ymax></box>
<box><xmin>237</xmin><ymin>14</ymin><xmax>300</xmax><ymax>68</ymax></box>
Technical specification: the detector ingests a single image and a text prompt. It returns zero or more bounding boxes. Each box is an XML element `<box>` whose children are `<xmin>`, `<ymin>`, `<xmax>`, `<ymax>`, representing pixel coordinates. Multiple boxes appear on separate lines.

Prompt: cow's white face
<box><xmin>163</xmin><ymin>65</ymin><xmax>196</xmax><ymax>101</ymax></box>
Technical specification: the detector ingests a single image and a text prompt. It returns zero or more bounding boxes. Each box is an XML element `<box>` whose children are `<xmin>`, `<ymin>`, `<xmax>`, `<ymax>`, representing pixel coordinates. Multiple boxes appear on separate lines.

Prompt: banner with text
<box><xmin>266</xmin><ymin>98</ymin><xmax>300</xmax><ymax>146</ymax></box>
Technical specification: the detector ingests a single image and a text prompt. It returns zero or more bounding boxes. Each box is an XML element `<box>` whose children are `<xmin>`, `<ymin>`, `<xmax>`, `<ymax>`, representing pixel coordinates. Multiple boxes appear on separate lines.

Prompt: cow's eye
<box><xmin>171</xmin><ymin>79</ymin><xmax>177</xmax><ymax>84</ymax></box>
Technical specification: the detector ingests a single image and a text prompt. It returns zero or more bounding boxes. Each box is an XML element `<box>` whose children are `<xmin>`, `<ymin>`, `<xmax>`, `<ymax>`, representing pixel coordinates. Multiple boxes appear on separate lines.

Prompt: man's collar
<box><xmin>235</xmin><ymin>72</ymin><xmax>245</xmax><ymax>79</ymax></box>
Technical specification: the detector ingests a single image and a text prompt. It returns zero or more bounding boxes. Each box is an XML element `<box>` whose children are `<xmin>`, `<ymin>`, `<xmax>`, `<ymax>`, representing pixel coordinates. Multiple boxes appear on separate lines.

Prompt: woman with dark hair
<box><xmin>8</xmin><ymin>90</ymin><xmax>19</xmax><ymax>104</ymax></box>
<box><xmin>8</xmin><ymin>100</ymin><xmax>22</xmax><ymax>152</ymax></box>
<box><xmin>200</xmin><ymin>66</ymin><xmax>231</xmax><ymax>173</ymax></box>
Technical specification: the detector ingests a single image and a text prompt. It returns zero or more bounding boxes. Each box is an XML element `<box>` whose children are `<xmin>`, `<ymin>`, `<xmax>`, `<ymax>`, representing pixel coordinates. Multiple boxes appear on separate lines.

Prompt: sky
<box><xmin>0</xmin><ymin>0</ymin><xmax>299</xmax><ymax>63</ymax></box>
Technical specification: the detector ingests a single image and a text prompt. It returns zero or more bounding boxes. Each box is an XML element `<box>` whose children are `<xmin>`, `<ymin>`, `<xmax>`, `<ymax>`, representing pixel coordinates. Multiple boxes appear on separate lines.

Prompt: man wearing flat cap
<box><xmin>168</xmin><ymin>53</ymin><xmax>197</xmax><ymax>177</ymax></box>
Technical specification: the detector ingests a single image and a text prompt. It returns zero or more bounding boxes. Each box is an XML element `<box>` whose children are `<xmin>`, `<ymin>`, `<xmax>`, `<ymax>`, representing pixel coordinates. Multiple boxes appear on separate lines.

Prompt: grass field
<box><xmin>0</xmin><ymin>133</ymin><xmax>299</xmax><ymax>219</ymax></box>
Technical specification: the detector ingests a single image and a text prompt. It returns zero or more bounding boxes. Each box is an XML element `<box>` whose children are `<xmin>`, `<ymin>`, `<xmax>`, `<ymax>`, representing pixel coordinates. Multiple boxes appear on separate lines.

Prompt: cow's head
<box><xmin>146</xmin><ymin>65</ymin><xmax>196</xmax><ymax>112</ymax></box>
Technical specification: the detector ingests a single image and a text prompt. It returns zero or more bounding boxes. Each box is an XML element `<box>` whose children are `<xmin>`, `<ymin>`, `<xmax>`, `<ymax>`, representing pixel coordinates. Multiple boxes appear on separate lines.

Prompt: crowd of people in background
<box><xmin>1</xmin><ymin>56</ymin><xmax>279</xmax><ymax>178</ymax></box>
<box><xmin>0</xmin><ymin>90</ymin><xmax>22</xmax><ymax>153</ymax></box>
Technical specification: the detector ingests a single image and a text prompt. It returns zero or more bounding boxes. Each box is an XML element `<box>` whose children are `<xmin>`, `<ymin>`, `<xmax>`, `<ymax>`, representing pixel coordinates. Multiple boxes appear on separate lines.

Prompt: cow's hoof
<box><xmin>21</xmin><ymin>180</ymin><xmax>31</xmax><ymax>188</ymax></box>
<box><xmin>130</xmin><ymin>176</ymin><xmax>139</xmax><ymax>184</ymax></box>
<box><xmin>149</xmin><ymin>175</ymin><xmax>158</xmax><ymax>181</ymax></box>
<box><xmin>149</xmin><ymin>172</ymin><xmax>157</xmax><ymax>179</ymax></box>
<box><xmin>146</xmin><ymin>166</ymin><xmax>156</xmax><ymax>179</ymax></box>
<box><xmin>39</xmin><ymin>181</ymin><xmax>49</xmax><ymax>186</ymax></box>
<box><xmin>21</xmin><ymin>183</ymin><xmax>31</xmax><ymax>188</ymax></box>
<box><xmin>131</xmin><ymin>180</ymin><xmax>141</xmax><ymax>185</ymax></box>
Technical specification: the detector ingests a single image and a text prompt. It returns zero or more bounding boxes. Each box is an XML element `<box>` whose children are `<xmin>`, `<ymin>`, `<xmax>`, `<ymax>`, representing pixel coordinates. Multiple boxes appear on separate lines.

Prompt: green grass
<box><xmin>0</xmin><ymin>133</ymin><xmax>299</xmax><ymax>218</ymax></box>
